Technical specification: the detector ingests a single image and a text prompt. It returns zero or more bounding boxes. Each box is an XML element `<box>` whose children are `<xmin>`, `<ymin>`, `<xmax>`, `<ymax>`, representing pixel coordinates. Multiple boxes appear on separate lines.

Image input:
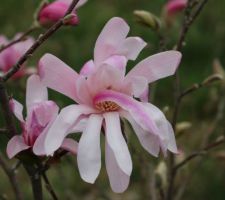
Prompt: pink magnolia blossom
<box><xmin>165</xmin><ymin>0</ymin><xmax>187</xmax><ymax>16</ymax></box>
<box><xmin>38</xmin><ymin>0</ymin><xmax>87</xmax><ymax>27</ymax></box>
<box><xmin>0</xmin><ymin>34</ymin><xmax>35</xmax><ymax>79</ymax></box>
<box><xmin>38</xmin><ymin>17</ymin><xmax>181</xmax><ymax>193</ymax></box>
<box><xmin>6</xmin><ymin>75</ymin><xmax>78</xmax><ymax>159</ymax></box>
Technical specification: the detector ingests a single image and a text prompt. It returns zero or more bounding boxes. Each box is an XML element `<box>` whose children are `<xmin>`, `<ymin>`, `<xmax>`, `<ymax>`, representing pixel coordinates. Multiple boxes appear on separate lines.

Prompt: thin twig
<box><xmin>0</xmin><ymin>26</ymin><xmax>38</xmax><ymax>53</ymax></box>
<box><xmin>174</xmin><ymin>136</ymin><xmax>225</xmax><ymax>171</ymax></box>
<box><xmin>0</xmin><ymin>152</ymin><xmax>23</xmax><ymax>200</ymax></box>
<box><xmin>42</xmin><ymin>171</ymin><xmax>58</xmax><ymax>200</ymax></box>
<box><xmin>2</xmin><ymin>0</ymin><xmax>80</xmax><ymax>82</ymax></box>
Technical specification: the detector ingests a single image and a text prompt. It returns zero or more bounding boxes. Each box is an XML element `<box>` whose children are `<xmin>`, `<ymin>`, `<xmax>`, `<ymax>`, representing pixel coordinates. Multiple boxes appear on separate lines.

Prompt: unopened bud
<box><xmin>213</xmin><ymin>59</ymin><xmax>225</xmax><ymax>78</ymax></box>
<box><xmin>155</xmin><ymin>161</ymin><xmax>167</xmax><ymax>188</ymax></box>
<box><xmin>133</xmin><ymin>10</ymin><xmax>161</xmax><ymax>31</ymax></box>
<box><xmin>176</xmin><ymin>121</ymin><xmax>192</xmax><ymax>135</ymax></box>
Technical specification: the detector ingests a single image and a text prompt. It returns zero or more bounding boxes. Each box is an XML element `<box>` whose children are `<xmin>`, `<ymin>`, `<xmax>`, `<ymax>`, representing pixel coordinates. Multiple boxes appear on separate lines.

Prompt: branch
<box><xmin>0</xmin><ymin>26</ymin><xmax>38</xmax><ymax>53</ymax></box>
<box><xmin>42</xmin><ymin>171</ymin><xmax>58</xmax><ymax>200</ymax></box>
<box><xmin>174</xmin><ymin>136</ymin><xmax>225</xmax><ymax>171</ymax></box>
<box><xmin>2</xmin><ymin>0</ymin><xmax>80</xmax><ymax>82</ymax></box>
<box><xmin>0</xmin><ymin>153</ymin><xmax>23</xmax><ymax>200</ymax></box>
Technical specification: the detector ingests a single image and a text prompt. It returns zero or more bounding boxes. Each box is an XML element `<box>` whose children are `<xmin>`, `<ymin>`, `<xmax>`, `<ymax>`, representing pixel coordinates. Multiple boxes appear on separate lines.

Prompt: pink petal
<box><xmin>104</xmin><ymin>112</ymin><xmax>132</xmax><ymax>176</ymax></box>
<box><xmin>75</xmin><ymin>0</ymin><xmax>88</xmax><ymax>8</ymax></box>
<box><xmin>103</xmin><ymin>55</ymin><xmax>127</xmax><ymax>76</ymax></box>
<box><xmin>126</xmin><ymin>51</ymin><xmax>182</xmax><ymax>84</ymax></box>
<box><xmin>105</xmin><ymin>140</ymin><xmax>130</xmax><ymax>193</ymax></box>
<box><xmin>9</xmin><ymin>99</ymin><xmax>24</xmax><ymax>122</ymax></box>
<box><xmin>94</xmin><ymin>17</ymin><xmax>129</xmax><ymax>66</ymax></box>
<box><xmin>123</xmin><ymin>113</ymin><xmax>160</xmax><ymax>157</ymax></box>
<box><xmin>141</xmin><ymin>103</ymin><xmax>178</xmax><ymax>155</ymax></box>
<box><xmin>79</xmin><ymin>60</ymin><xmax>95</xmax><ymax>76</ymax></box>
<box><xmin>93</xmin><ymin>90</ymin><xmax>159</xmax><ymax>135</ymax></box>
<box><xmin>12</xmin><ymin>34</ymin><xmax>34</xmax><ymax>55</ymax></box>
<box><xmin>38</xmin><ymin>53</ymin><xmax>79</xmax><ymax>102</ymax></box>
<box><xmin>26</xmin><ymin>75</ymin><xmax>48</xmax><ymax>111</ymax></box>
<box><xmin>44</xmin><ymin>105</ymin><xmax>95</xmax><ymax>155</ymax></box>
<box><xmin>139</xmin><ymin>87</ymin><xmax>149</xmax><ymax>102</ymax></box>
<box><xmin>77</xmin><ymin>114</ymin><xmax>103</xmax><ymax>183</ymax></box>
<box><xmin>7</xmin><ymin>136</ymin><xmax>30</xmax><ymax>159</ymax></box>
<box><xmin>117</xmin><ymin>37</ymin><xmax>147</xmax><ymax>60</ymax></box>
<box><xmin>61</xmin><ymin>138</ymin><xmax>78</xmax><ymax>155</ymax></box>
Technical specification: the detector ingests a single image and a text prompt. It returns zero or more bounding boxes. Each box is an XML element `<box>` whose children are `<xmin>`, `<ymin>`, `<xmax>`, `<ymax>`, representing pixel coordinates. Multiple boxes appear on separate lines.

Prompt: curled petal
<box><xmin>117</xmin><ymin>37</ymin><xmax>147</xmax><ymax>60</ymax></box>
<box><xmin>80</xmin><ymin>60</ymin><xmax>95</xmax><ymax>76</ymax></box>
<box><xmin>105</xmin><ymin>139</ymin><xmax>130</xmax><ymax>193</ymax></box>
<box><xmin>26</xmin><ymin>75</ymin><xmax>48</xmax><ymax>111</ymax></box>
<box><xmin>39</xmin><ymin>53</ymin><xmax>79</xmax><ymax>102</ymax></box>
<box><xmin>126</xmin><ymin>51</ymin><xmax>182</xmax><ymax>84</ymax></box>
<box><xmin>7</xmin><ymin>136</ymin><xmax>30</xmax><ymax>159</ymax></box>
<box><xmin>93</xmin><ymin>90</ymin><xmax>159</xmax><ymax>135</ymax></box>
<box><xmin>9</xmin><ymin>99</ymin><xmax>24</xmax><ymax>122</ymax></box>
<box><xmin>61</xmin><ymin>138</ymin><xmax>78</xmax><ymax>155</ymax></box>
<box><xmin>94</xmin><ymin>17</ymin><xmax>129</xmax><ymax>65</ymax></box>
<box><xmin>44</xmin><ymin>105</ymin><xmax>95</xmax><ymax>155</ymax></box>
<box><xmin>104</xmin><ymin>112</ymin><xmax>132</xmax><ymax>176</ymax></box>
<box><xmin>77</xmin><ymin>114</ymin><xmax>103</xmax><ymax>183</ymax></box>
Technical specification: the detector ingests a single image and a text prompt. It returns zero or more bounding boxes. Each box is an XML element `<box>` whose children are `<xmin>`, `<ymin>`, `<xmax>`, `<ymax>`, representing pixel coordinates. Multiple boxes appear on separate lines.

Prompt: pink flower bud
<box><xmin>165</xmin><ymin>0</ymin><xmax>187</xmax><ymax>16</ymax></box>
<box><xmin>38</xmin><ymin>0</ymin><xmax>87</xmax><ymax>27</ymax></box>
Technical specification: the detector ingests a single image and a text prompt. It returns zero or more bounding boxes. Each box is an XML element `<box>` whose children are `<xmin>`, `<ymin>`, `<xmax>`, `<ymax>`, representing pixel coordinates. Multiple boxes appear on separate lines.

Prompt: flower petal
<box><xmin>104</xmin><ymin>112</ymin><xmax>132</xmax><ymax>176</ymax></box>
<box><xmin>123</xmin><ymin>112</ymin><xmax>160</xmax><ymax>157</ymax></box>
<box><xmin>7</xmin><ymin>136</ymin><xmax>30</xmax><ymax>159</ymax></box>
<box><xmin>77</xmin><ymin>114</ymin><xmax>103</xmax><ymax>183</ymax></box>
<box><xmin>94</xmin><ymin>90</ymin><xmax>159</xmax><ymax>135</ymax></box>
<box><xmin>38</xmin><ymin>53</ymin><xmax>79</xmax><ymax>101</ymax></box>
<box><xmin>126</xmin><ymin>51</ymin><xmax>182</xmax><ymax>84</ymax></box>
<box><xmin>141</xmin><ymin>103</ymin><xmax>178</xmax><ymax>155</ymax></box>
<box><xmin>9</xmin><ymin>99</ymin><xmax>24</xmax><ymax>122</ymax></box>
<box><xmin>79</xmin><ymin>60</ymin><xmax>95</xmax><ymax>76</ymax></box>
<box><xmin>26</xmin><ymin>75</ymin><xmax>48</xmax><ymax>111</ymax></box>
<box><xmin>94</xmin><ymin>17</ymin><xmax>129</xmax><ymax>66</ymax></box>
<box><xmin>61</xmin><ymin>138</ymin><xmax>78</xmax><ymax>155</ymax></box>
<box><xmin>117</xmin><ymin>37</ymin><xmax>147</xmax><ymax>60</ymax></box>
<box><xmin>44</xmin><ymin>105</ymin><xmax>95</xmax><ymax>155</ymax></box>
<box><xmin>105</xmin><ymin>139</ymin><xmax>130</xmax><ymax>193</ymax></box>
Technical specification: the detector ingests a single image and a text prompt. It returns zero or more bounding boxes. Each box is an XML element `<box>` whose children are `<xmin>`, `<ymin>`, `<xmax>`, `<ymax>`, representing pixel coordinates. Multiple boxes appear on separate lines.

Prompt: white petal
<box><xmin>77</xmin><ymin>114</ymin><xmax>103</xmax><ymax>183</ymax></box>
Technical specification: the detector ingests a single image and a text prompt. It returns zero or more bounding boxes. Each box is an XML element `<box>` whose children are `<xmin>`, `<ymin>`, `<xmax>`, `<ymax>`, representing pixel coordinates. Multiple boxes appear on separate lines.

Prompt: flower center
<box><xmin>95</xmin><ymin>101</ymin><xmax>120</xmax><ymax>112</ymax></box>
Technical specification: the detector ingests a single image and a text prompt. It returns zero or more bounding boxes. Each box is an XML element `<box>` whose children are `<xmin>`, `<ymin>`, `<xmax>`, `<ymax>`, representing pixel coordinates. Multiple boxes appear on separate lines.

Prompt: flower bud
<box><xmin>133</xmin><ymin>10</ymin><xmax>161</xmax><ymax>31</ymax></box>
<box><xmin>37</xmin><ymin>0</ymin><xmax>87</xmax><ymax>28</ymax></box>
<box><xmin>202</xmin><ymin>74</ymin><xmax>224</xmax><ymax>86</ymax></box>
<box><xmin>165</xmin><ymin>0</ymin><xmax>187</xmax><ymax>16</ymax></box>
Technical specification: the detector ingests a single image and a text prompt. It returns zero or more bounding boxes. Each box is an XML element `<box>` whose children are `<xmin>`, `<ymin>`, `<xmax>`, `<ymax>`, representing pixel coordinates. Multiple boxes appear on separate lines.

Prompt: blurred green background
<box><xmin>0</xmin><ymin>0</ymin><xmax>225</xmax><ymax>199</ymax></box>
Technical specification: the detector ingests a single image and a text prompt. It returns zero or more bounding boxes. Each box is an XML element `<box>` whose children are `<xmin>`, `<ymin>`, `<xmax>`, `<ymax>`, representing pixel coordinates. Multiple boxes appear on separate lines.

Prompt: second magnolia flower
<box><xmin>37</xmin><ymin>17</ymin><xmax>182</xmax><ymax>192</ymax></box>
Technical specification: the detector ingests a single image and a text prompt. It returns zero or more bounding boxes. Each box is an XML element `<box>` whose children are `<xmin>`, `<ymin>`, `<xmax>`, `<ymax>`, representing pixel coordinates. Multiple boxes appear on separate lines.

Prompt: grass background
<box><xmin>0</xmin><ymin>0</ymin><xmax>225</xmax><ymax>199</ymax></box>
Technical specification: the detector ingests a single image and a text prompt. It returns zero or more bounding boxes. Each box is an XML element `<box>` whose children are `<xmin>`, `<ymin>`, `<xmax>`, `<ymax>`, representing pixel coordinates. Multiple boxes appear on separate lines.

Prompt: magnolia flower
<box><xmin>0</xmin><ymin>34</ymin><xmax>35</xmax><ymax>79</ymax></box>
<box><xmin>165</xmin><ymin>0</ymin><xmax>187</xmax><ymax>16</ymax></box>
<box><xmin>38</xmin><ymin>0</ymin><xmax>87</xmax><ymax>27</ymax></box>
<box><xmin>38</xmin><ymin>17</ymin><xmax>181</xmax><ymax>192</ymax></box>
<box><xmin>6</xmin><ymin>75</ymin><xmax>77</xmax><ymax>159</ymax></box>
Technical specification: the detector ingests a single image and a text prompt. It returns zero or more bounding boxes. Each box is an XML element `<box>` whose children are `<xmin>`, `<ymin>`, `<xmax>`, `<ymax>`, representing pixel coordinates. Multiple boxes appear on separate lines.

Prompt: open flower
<box><xmin>6</xmin><ymin>75</ymin><xmax>78</xmax><ymax>159</ymax></box>
<box><xmin>0</xmin><ymin>34</ymin><xmax>35</xmax><ymax>79</ymax></box>
<box><xmin>165</xmin><ymin>0</ymin><xmax>187</xmax><ymax>16</ymax></box>
<box><xmin>38</xmin><ymin>0</ymin><xmax>87</xmax><ymax>27</ymax></box>
<box><xmin>38</xmin><ymin>17</ymin><xmax>181</xmax><ymax>192</ymax></box>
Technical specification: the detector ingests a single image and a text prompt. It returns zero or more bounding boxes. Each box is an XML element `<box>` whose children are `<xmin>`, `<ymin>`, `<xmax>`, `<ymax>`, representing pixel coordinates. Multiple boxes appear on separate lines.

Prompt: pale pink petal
<box><xmin>123</xmin><ymin>112</ymin><xmax>160</xmax><ymax>157</ymax></box>
<box><xmin>79</xmin><ymin>60</ymin><xmax>95</xmax><ymax>76</ymax></box>
<box><xmin>126</xmin><ymin>51</ymin><xmax>182</xmax><ymax>84</ymax></box>
<box><xmin>38</xmin><ymin>54</ymin><xmax>79</xmax><ymax>101</ymax></box>
<box><xmin>139</xmin><ymin>87</ymin><xmax>149</xmax><ymax>102</ymax></box>
<box><xmin>105</xmin><ymin>139</ymin><xmax>130</xmax><ymax>193</ymax></box>
<box><xmin>117</xmin><ymin>37</ymin><xmax>147</xmax><ymax>60</ymax></box>
<box><xmin>7</xmin><ymin>136</ymin><xmax>30</xmax><ymax>159</ymax></box>
<box><xmin>141</xmin><ymin>103</ymin><xmax>178</xmax><ymax>154</ymax></box>
<box><xmin>26</xmin><ymin>75</ymin><xmax>48</xmax><ymax>111</ymax></box>
<box><xmin>94</xmin><ymin>17</ymin><xmax>129</xmax><ymax>66</ymax></box>
<box><xmin>61</xmin><ymin>138</ymin><xmax>78</xmax><ymax>155</ymax></box>
<box><xmin>44</xmin><ymin>105</ymin><xmax>95</xmax><ymax>155</ymax></box>
<box><xmin>103</xmin><ymin>55</ymin><xmax>127</xmax><ymax>76</ymax></box>
<box><xmin>9</xmin><ymin>99</ymin><xmax>24</xmax><ymax>122</ymax></box>
<box><xmin>75</xmin><ymin>0</ymin><xmax>88</xmax><ymax>8</ymax></box>
<box><xmin>77</xmin><ymin>114</ymin><xmax>103</xmax><ymax>183</ymax></box>
<box><xmin>13</xmin><ymin>35</ymin><xmax>34</xmax><ymax>55</ymax></box>
<box><xmin>93</xmin><ymin>90</ymin><xmax>159</xmax><ymax>136</ymax></box>
<box><xmin>104</xmin><ymin>112</ymin><xmax>132</xmax><ymax>176</ymax></box>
